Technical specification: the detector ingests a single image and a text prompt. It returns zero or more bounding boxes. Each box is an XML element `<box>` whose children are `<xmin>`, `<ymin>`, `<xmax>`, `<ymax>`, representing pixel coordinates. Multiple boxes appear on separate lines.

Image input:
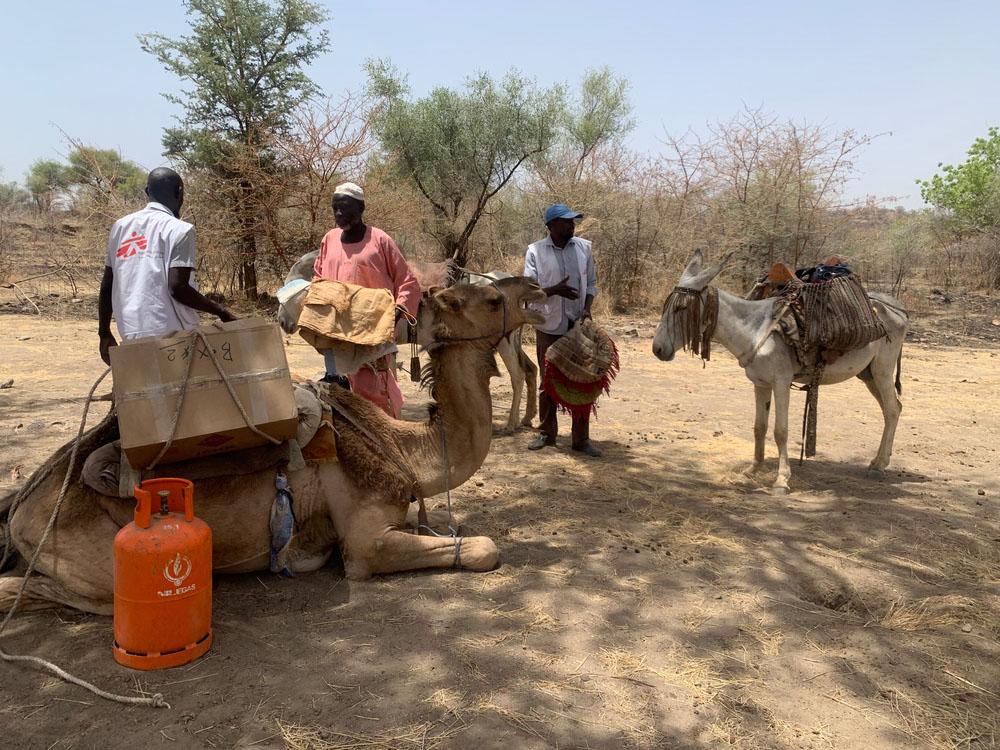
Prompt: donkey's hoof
<box><xmin>868</xmin><ymin>460</ymin><xmax>889</xmax><ymax>473</ymax></box>
<box><xmin>771</xmin><ymin>485</ymin><xmax>789</xmax><ymax>496</ymax></box>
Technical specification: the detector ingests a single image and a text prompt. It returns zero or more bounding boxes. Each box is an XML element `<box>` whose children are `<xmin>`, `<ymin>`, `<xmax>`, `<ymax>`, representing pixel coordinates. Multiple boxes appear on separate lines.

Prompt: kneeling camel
<box><xmin>2</xmin><ymin>279</ymin><xmax>546</xmax><ymax>614</ymax></box>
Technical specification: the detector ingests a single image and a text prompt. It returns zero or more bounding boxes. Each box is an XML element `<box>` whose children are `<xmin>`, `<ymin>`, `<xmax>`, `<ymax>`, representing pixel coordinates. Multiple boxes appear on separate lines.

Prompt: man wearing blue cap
<box><xmin>523</xmin><ymin>203</ymin><xmax>601</xmax><ymax>457</ymax></box>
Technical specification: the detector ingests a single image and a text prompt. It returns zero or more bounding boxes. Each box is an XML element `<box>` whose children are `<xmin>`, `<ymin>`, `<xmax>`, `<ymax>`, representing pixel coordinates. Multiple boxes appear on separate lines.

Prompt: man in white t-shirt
<box><xmin>523</xmin><ymin>203</ymin><xmax>601</xmax><ymax>457</ymax></box>
<box><xmin>98</xmin><ymin>167</ymin><xmax>234</xmax><ymax>363</ymax></box>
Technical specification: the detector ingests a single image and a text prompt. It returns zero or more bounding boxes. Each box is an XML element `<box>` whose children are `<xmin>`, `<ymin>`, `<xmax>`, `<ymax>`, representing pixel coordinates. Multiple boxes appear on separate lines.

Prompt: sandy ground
<box><xmin>1</xmin><ymin>311</ymin><xmax>998</xmax><ymax>750</ymax></box>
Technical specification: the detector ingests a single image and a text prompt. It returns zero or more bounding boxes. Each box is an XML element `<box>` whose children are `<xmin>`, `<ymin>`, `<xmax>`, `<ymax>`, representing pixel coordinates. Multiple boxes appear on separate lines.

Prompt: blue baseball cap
<box><xmin>543</xmin><ymin>203</ymin><xmax>583</xmax><ymax>225</ymax></box>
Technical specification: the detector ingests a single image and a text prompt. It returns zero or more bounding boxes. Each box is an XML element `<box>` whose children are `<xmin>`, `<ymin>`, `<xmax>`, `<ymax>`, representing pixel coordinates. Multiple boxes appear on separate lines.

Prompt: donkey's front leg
<box><xmin>771</xmin><ymin>382</ymin><xmax>792</xmax><ymax>493</ymax></box>
<box><xmin>498</xmin><ymin>339</ymin><xmax>524</xmax><ymax>432</ymax></box>
<box><xmin>751</xmin><ymin>384</ymin><xmax>772</xmax><ymax>472</ymax></box>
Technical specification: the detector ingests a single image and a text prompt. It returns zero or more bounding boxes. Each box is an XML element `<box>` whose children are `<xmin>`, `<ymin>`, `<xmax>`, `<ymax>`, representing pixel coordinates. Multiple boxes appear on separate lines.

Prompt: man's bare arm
<box><xmin>98</xmin><ymin>266</ymin><xmax>116</xmax><ymax>364</ymax></box>
<box><xmin>168</xmin><ymin>267</ymin><xmax>236</xmax><ymax>321</ymax></box>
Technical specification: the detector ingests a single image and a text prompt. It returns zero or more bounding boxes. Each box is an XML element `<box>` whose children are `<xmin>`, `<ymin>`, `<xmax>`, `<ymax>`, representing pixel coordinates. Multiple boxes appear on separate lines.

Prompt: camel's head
<box><xmin>652</xmin><ymin>249</ymin><xmax>732</xmax><ymax>362</ymax></box>
<box><xmin>419</xmin><ymin>276</ymin><xmax>546</xmax><ymax>349</ymax></box>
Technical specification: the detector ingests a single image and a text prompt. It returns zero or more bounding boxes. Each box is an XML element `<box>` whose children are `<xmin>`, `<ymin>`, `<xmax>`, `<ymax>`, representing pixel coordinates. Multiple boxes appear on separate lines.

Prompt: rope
<box><xmin>797</xmin><ymin>364</ymin><xmax>824</xmax><ymax>464</ymax></box>
<box><xmin>415</xmin><ymin>418</ymin><xmax>461</xmax><ymax>569</ymax></box>
<box><xmin>1</xmin><ymin>367</ymin><xmax>169</xmax><ymax>709</ymax></box>
<box><xmin>454</xmin><ymin>267</ymin><xmax>495</xmax><ymax>282</ymax></box>
<box><xmin>145</xmin><ymin>328</ymin><xmax>281</xmax><ymax>471</ymax></box>
<box><xmin>737</xmin><ymin>298</ymin><xmax>793</xmax><ymax>368</ymax></box>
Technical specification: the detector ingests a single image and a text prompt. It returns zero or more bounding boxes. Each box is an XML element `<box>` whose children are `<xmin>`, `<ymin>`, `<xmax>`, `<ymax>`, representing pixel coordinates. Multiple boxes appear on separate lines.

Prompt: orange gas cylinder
<box><xmin>113</xmin><ymin>478</ymin><xmax>212</xmax><ymax>670</ymax></box>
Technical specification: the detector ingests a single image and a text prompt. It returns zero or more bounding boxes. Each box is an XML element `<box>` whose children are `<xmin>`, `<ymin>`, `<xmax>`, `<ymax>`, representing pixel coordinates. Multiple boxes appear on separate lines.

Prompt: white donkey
<box><xmin>652</xmin><ymin>250</ymin><xmax>908</xmax><ymax>493</ymax></box>
<box><xmin>277</xmin><ymin>251</ymin><xmax>538</xmax><ymax>431</ymax></box>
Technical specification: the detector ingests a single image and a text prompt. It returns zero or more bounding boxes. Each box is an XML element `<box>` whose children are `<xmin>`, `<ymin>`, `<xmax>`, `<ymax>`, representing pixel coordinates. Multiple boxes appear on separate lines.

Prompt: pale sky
<box><xmin>2</xmin><ymin>0</ymin><xmax>997</xmax><ymax>208</ymax></box>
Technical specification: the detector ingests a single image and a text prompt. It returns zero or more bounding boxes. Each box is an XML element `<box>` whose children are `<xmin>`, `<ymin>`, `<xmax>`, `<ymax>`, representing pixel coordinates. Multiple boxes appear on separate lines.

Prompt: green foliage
<box><xmin>367</xmin><ymin>60</ymin><xmax>564</xmax><ymax>262</ymax></box>
<box><xmin>532</xmin><ymin>67</ymin><xmax>633</xmax><ymax>188</ymax></box>
<box><xmin>918</xmin><ymin>126</ymin><xmax>1000</xmax><ymax>231</ymax></box>
<box><xmin>23</xmin><ymin>149</ymin><xmax>144</xmax><ymax>211</ymax></box>
<box><xmin>140</xmin><ymin>0</ymin><xmax>330</xmax><ymax>165</ymax></box>
<box><xmin>566</xmin><ymin>67</ymin><xmax>633</xmax><ymax>162</ymax></box>
<box><xmin>65</xmin><ymin>146</ymin><xmax>146</xmax><ymax>199</ymax></box>
<box><xmin>25</xmin><ymin>159</ymin><xmax>71</xmax><ymax>210</ymax></box>
<box><xmin>140</xmin><ymin>0</ymin><xmax>330</xmax><ymax>297</ymax></box>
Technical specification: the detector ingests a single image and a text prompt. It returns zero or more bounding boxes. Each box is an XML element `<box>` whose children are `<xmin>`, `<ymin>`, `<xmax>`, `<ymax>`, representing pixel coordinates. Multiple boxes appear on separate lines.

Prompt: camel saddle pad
<box><xmin>298</xmin><ymin>279</ymin><xmax>396</xmax><ymax>347</ymax></box>
<box><xmin>300</xmin><ymin>407</ymin><xmax>339</xmax><ymax>463</ymax></box>
<box><xmin>545</xmin><ymin>319</ymin><xmax>617</xmax><ymax>384</ymax></box>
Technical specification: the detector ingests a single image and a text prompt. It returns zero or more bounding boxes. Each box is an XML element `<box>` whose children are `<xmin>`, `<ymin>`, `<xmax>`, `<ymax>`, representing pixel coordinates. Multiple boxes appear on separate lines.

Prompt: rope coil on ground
<box><xmin>1</xmin><ymin>367</ymin><xmax>170</xmax><ymax>709</ymax></box>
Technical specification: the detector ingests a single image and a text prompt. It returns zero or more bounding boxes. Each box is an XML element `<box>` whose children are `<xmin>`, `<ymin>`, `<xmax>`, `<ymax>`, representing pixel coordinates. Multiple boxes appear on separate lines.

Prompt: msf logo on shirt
<box><xmin>116</xmin><ymin>231</ymin><xmax>148</xmax><ymax>259</ymax></box>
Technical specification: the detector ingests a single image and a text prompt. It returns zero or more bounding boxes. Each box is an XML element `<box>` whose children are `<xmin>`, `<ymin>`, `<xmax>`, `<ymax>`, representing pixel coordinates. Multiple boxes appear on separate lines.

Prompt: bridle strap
<box><xmin>661</xmin><ymin>285</ymin><xmax>700</xmax><ymax>310</ymax></box>
<box><xmin>429</xmin><ymin>285</ymin><xmax>512</xmax><ymax>350</ymax></box>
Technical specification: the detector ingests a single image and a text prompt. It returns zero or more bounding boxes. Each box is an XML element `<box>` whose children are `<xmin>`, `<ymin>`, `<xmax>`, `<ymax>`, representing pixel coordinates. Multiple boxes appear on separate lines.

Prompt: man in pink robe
<box><xmin>313</xmin><ymin>182</ymin><xmax>421</xmax><ymax>417</ymax></box>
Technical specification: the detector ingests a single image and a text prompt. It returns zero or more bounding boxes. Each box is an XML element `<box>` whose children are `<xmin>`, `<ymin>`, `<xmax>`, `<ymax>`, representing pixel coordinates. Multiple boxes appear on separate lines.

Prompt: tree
<box><xmin>654</xmin><ymin>106</ymin><xmax>879</xmax><ymax>282</ymax></box>
<box><xmin>541</xmin><ymin>67</ymin><xmax>633</xmax><ymax>187</ymax></box>
<box><xmin>65</xmin><ymin>146</ymin><xmax>146</xmax><ymax>202</ymax></box>
<box><xmin>918</xmin><ymin>126</ymin><xmax>1000</xmax><ymax>232</ymax></box>
<box><xmin>918</xmin><ymin>127</ymin><xmax>1000</xmax><ymax>288</ymax></box>
<box><xmin>25</xmin><ymin>159</ymin><xmax>71</xmax><ymax>211</ymax></box>
<box><xmin>368</xmin><ymin>61</ymin><xmax>564</xmax><ymax>267</ymax></box>
<box><xmin>266</xmin><ymin>94</ymin><xmax>378</xmax><ymax>255</ymax></box>
<box><xmin>140</xmin><ymin>0</ymin><xmax>330</xmax><ymax>298</ymax></box>
<box><xmin>0</xmin><ymin>176</ymin><xmax>30</xmax><ymax>214</ymax></box>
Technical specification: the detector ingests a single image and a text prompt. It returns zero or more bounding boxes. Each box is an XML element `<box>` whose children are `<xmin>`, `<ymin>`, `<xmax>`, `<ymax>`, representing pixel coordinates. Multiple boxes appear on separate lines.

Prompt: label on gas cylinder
<box><xmin>157</xmin><ymin>552</ymin><xmax>197</xmax><ymax>597</ymax></box>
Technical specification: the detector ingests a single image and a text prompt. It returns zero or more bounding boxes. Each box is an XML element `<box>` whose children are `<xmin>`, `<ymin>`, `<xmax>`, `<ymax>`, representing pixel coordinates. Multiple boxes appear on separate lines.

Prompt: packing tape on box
<box><xmin>115</xmin><ymin>367</ymin><xmax>291</xmax><ymax>402</ymax></box>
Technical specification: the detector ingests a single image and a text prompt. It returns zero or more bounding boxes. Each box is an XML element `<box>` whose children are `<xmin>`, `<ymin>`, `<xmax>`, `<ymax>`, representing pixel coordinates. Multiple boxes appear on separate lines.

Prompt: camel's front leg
<box><xmin>403</xmin><ymin>504</ymin><xmax>454</xmax><ymax>532</ymax></box>
<box><xmin>343</xmin><ymin>528</ymin><xmax>498</xmax><ymax>580</ymax></box>
<box><xmin>339</xmin><ymin>504</ymin><xmax>497</xmax><ymax>579</ymax></box>
<box><xmin>0</xmin><ymin>574</ymin><xmax>112</xmax><ymax>615</ymax></box>
<box><xmin>771</xmin><ymin>382</ymin><xmax>792</xmax><ymax>493</ymax></box>
<box><xmin>751</xmin><ymin>384</ymin><xmax>771</xmax><ymax>472</ymax></box>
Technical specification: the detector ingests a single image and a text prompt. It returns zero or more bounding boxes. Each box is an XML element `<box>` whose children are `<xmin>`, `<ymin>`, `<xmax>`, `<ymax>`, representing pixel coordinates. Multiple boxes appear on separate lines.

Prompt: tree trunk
<box><xmin>238</xmin><ymin>252</ymin><xmax>258</xmax><ymax>301</ymax></box>
<box><xmin>238</xmin><ymin>181</ymin><xmax>258</xmax><ymax>300</ymax></box>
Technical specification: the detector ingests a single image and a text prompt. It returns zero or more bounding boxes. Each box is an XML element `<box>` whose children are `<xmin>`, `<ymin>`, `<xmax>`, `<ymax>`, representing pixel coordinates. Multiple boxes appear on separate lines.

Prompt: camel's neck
<box><xmin>399</xmin><ymin>345</ymin><xmax>495</xmax><ymax>497</ymax></box>
<box><xmin>712</xmin><ymin>288</ymin><xmax>778</xmax><ymax>366</ymax></box>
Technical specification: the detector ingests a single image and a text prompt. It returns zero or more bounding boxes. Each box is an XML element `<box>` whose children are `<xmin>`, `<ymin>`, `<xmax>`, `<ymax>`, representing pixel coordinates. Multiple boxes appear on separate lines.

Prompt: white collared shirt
<box><xmin>523</xmin><ymin>235</ymin><xmax>598</xmax><ymax>335</ymax></box>
<box><xmin>106</xmin><ymin>202</ymin><xmax>200</xmax><ymax>340</ymax></box>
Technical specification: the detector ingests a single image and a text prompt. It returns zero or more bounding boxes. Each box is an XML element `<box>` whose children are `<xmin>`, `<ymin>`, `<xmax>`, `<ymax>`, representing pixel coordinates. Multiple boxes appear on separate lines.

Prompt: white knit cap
<box><xmin>333</xmin><ymin>181</ymin><xmax>364</xmax><ymax>202</ymax></box>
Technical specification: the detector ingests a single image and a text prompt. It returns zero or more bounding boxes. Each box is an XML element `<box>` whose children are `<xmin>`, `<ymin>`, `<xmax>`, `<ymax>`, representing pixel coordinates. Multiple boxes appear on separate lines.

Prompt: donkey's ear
<box><xmin>684</xmin><ymin>249</ymin><xmax>704</xmax><ymax>274</ymax></box>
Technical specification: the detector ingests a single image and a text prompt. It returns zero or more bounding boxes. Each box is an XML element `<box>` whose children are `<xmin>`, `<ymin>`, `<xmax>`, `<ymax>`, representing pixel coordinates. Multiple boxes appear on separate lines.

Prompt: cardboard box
<box><xmin>110</xmin><ymin>318</ymin><xmax>298</xmax><ymax>469</ymax></box>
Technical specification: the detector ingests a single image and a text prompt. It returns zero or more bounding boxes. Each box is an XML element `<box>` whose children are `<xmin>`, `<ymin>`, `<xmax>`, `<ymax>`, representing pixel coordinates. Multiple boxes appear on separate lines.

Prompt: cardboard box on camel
<box><xmin>110</xmin><ymin>318</ymin><xmax>298</xmax><ymax>469</ymax></box>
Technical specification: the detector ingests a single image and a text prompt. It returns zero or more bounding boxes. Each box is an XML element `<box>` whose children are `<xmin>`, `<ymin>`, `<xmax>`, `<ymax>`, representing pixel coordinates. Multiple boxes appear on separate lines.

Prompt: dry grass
<box><xmin>872</xmin><ymin>594</ymin><xmax>996</xmax><ymax>634</ymax></box>
<box><xmin>464</xmin><ymin>693</ymin><xmax>548</xmax><ymax>741</ymax></box>
<box><xmin>456</xmin><ymin>602</ymin><xmax>559</xmax><ymax>648</ymax></box>
<box><xmin>933</xmin><ymin>541</ymin><xmax>1000</xmax><ymax>587</ymax></box>
<box><xmin>738</xmin><ymin>615</ymin><xmax>785</xmax><ymax>657</ymax></box>
<box><xmin>880</xmin><ymin>681</ymin><xmax>999</xmax><ymax>750</ymax></box>
<box><xmin>277</xmin><ymin>718</ymin><xmax>466</xmax><ymax>750</ymax></box>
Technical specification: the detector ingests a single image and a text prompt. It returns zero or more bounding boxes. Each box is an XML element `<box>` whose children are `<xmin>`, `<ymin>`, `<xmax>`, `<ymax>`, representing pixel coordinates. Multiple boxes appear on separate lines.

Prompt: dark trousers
<box><xmin>536</xmin><ymin>329</ymin><xmax>590</xmax><ymax>447</ymax></box>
